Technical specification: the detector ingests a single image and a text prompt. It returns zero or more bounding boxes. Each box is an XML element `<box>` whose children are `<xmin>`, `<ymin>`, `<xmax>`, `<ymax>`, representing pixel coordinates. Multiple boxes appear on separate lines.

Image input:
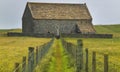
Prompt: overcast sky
<box><xmin>0</xmin><ymin>0</ymin><xmax>120</xmax><ymax>29</ymax></box>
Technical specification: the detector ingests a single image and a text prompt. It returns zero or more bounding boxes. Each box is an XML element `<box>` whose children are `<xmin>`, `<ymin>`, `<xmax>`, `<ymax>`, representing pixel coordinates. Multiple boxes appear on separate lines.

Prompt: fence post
<box><xmin>36</xmin><ymin>47</ymin><xmax>38</xmax><ymax>65</ymax></box>
<box><xmin>14</xmin><ymin>63</ymin><xmax>20</xmax><ymax>72</ymax></box>
<box><xmin>76</xmin><ymin>39</ymin><xmax>83</xmax><ymax>72</ymax></box>
<box><xmin>67</xmin><ymin>43</ymin><xmax>70</xmax><ymax>53</ymax></box>
<box><xmin>85</xmin><ymin>48</ymin><xmax>88</xmax><ymax>72</ymax></box>
<box><xmin>104</xmin><ymin>54</ymin><xmax>108</xmax><ymax>72</ymax></box>
<box><xmin>28</xmin><ymin>47</ymin><xmax>34</xmax><ymax>72</ymax></box>
<box><xmin>41</xmin><ymin>47</ymin><xmax>43</xmax><ymax>59</ymax></box>
<box><xmin>22</xmin><ymin>56</ymin><xmax>26</xmax><ymax>72</ymax></box>
<box><xmin>38</xmin><ymin>46</ymin><xmax>41</xmax><ymax>61</ymax></box>
<box><xmin>92</xmin><ymin>51</ymin><xmax>96</xmax><ymax>72</ymax></box>
<box><xmin>71</xmin><ymin>45</ymin><xmax>74</xmax><ymax>57</ymax></box>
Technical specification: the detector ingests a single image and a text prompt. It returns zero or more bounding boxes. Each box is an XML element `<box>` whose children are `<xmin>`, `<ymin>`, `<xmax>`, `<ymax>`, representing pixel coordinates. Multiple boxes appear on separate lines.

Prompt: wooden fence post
<box><xmin>73</xmin><ymin>45</ymin><xmax>76</xmax><ymax>58</ymax></box>
<box><xmin>28</xmin><ymin>47</ymin><xmax>34</xmax><ymax>72</ymax></box>
<box><xmin>42</xmin><ymin>45</ymin><xmax>45</xmax><ymax>58</ymax></box>
<box><xmin>104</xmin><ymin>54</ymin><xmax>108</xmax><ymax>72</ymax></box>
<box><xmin>36</xmin><ymin>47</ymin><xmax>38</xmax><ymax>65</ymax></box>
<box><xmin>41</xmin><ymin>46</ymin><xmax>43</xmax><ymax>60</ymax></box>
<box><xmin>66</xmin><ymin>42</ymin><xmax>68</xmax><ymax>51</ymax></box>
<box><xmin>14</xmin><ymin>63</ymin><xmax>20</xmax><ymax>72</ymax></box>
<box><xmin>92</xmin><ymin>51</ymin><xmax>96</xmax><ymax>72</ymax></box>
<box><xmin>22</xmin><ymin>56</ymin><xmax>26</xmax><ymax>72</ymax></box>
<box><xmin>71</xmin><ymin>45</ymin><xmax>74</xmax><ymax>57</ymax></box>
<box><xmin>67</xmin><ymin>43</ymin><xmax>70</xmax><ymax>53</ymax></box>
<box><xmin>85</xmin><ymin>48</ymin><xmax>88</xmax><ymax>72</ymax></box>
<box><xmin>38</xmin><ymin>46</ymin><xmax>41</xmax><ymax>61</ymax></box>
<box><xmin>76</xmin><ymin>39</ymin><xmax>83</xmax><ymax>72</ymax></box>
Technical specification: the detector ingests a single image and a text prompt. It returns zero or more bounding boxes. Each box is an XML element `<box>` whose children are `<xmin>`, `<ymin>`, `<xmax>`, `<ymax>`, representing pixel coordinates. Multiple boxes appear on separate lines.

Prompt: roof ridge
<box><xmin>27</xmin><ymin>2</ymin><xmax>86</xmax><ymax>5</ymax></box>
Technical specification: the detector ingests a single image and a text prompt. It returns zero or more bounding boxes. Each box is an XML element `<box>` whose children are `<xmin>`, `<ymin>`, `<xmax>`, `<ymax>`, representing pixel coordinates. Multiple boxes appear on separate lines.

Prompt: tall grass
<box><xmin>65</xmin><ymin>24</ymin><xmax>120</xmax><ymax>72</ymax></box>
<box><xmin>0</xmin><ymin>24</ymin><xmax>120</xmax><ymax>72</ymax></box>
<box><xmin>0</xmin><ymin>37</ymin><xmax>50</xmax><ymax>72</ymax></box>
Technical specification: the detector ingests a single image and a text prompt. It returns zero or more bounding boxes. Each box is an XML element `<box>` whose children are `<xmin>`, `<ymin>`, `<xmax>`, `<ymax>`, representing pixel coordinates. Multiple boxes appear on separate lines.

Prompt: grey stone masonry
<box><xmin>33</xmin><ymin>20</ymin><xmax>77</xmax><ymax>34</ymax></box>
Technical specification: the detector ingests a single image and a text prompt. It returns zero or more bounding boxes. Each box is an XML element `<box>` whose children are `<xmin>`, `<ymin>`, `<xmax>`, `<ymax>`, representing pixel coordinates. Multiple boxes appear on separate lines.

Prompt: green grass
<box><xmin>65</xmin><ymin>24</ymin><xmax>120</xmax><ymax>72</ymax></box>
<box><xmin>0</xmin><ymin>37</ymin><xmax>50</xmax><ymax>72</ymax></box>
<box><xmin>0</xmin><ymin>29</ymin><xmax>22</xmax><ymax>37</ymax></box>
<box><xmin>34</xmin><ymin>39</ymin><xmax>75</xmax><ymax>72</ymax></box>
<box><xmin>65</xmin><ymin>38</ymin><xmax>120</xmax><ymax>72</ymax></box>
<box><xmin>0</xmin><ymin>29</ymin><xmax>22</xmax><ymax>32</ymax></box>
<box><xmin>94</xmin><ymin>24</ymin><xmax>120</xmax><ymax>38</ymax></box>
<box><xmin>0</xmin><ymin>24</ymin><xmax>120</xmax><ymax>72</ymax></box>
<box><xmin>95</xmin><ymin>24</ymin><xmax>120</xmax><ymax>33</ymax></box>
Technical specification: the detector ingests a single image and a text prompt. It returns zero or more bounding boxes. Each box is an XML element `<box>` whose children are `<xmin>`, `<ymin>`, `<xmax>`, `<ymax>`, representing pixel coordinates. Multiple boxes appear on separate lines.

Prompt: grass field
<box><xmin>0</xmin><ymin>36</ymin><xmax>50</xmax><ymax>72</ymax></box>
<box><xmin>0</xmin><ymin>24</ymin><xmax>120</xmax><ymax>72</ymax></box>
<box><xmin>94</xmin><ymin>24</ymin><xmax>120</xmax><ymax>38</ymax></box>
<box><xmin>65</xmin><ymin>24</ymin><xmax>120</xmax><ymax>72</ymax></box>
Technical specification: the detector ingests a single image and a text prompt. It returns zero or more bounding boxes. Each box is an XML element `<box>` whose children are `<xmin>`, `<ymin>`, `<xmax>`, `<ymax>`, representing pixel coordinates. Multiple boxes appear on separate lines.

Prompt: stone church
<box><xmin>22</xmin><ymin>2</ymin><xmax>96</xmax><ymax>35</ymax></box>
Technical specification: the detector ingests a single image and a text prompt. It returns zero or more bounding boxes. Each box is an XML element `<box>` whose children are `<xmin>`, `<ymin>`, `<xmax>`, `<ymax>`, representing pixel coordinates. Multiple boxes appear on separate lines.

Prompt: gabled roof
<box><xmin>27</xmin><ymin>2</ymin><xmax>92</xmax><ymax>19</ymax></box>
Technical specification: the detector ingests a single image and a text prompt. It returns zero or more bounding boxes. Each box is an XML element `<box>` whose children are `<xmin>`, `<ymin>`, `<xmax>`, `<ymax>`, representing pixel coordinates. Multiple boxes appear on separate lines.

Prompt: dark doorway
<box><xmin>75</xmin><ymin>25</ymin><xmax>81</xmax><ymax>33</ymax></box>
<box><xmin>48</xmin><ymin>31</ymin><xmax>50</xmax><ymax>34</ymax></box>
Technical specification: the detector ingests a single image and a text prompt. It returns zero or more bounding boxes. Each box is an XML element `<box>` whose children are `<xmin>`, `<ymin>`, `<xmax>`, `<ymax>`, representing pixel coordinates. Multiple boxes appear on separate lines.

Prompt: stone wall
<box><xmin>7</xmin><ymin>32</ymin><xmax>53</xmax><ymax>38</ymax></box>
<box><xmin>33</xmin><ymin>20</ymin><xmax>77</xmax><ymax>34</ymax></box>
<box><xmin>61</xmin><ymin>34</ymin><xmax>113</xmax><ymax>38</ymax></box>
<box><xmin>32</xmin><ymin>19</ymin><xmax>95</xmax><ymax>35</ymax></box>
<box><xmin>77</xmin><ymin>19</ymin><xmax>96</xmax><ymax>34</ymax></box>
<box><xmin>22</xmin><ymin>5</ymin><xmax>33</xmax><ymax>34</ymax></box>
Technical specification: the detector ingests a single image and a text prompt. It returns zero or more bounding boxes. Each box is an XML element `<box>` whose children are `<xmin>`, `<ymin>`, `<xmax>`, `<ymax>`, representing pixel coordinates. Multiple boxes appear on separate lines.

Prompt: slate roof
<box><xmin>27</xmin><ymin>2</ymin><xmax>92</xmax><ymax>19</ymax></box>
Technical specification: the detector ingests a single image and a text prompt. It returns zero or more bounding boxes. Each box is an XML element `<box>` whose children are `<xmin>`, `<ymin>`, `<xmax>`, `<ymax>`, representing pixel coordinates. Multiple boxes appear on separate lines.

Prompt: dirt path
<box><xmin>55</xmin><ymin>40</ymin><xmax>62</xmax><ymax>72</ymax></box>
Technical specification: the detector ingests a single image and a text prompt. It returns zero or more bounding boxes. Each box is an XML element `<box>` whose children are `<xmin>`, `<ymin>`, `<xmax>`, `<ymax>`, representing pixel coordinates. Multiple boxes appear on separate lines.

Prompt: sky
<box><xmin>0</xmin><ymin>0</ymin><xmax>120</xmax><ymax>29</ymax></box>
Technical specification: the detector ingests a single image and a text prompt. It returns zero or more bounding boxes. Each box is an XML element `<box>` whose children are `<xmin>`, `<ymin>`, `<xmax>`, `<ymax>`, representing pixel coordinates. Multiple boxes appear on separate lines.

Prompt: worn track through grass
<box><xmin>29</xmin><ymin>39</ymin><xmax>75</xmax><ymax>72</ymax></box>
<box><xmin>55</xmin><ymin>40</ymin><xmax>62</xmax><ymax>72</ymax></box>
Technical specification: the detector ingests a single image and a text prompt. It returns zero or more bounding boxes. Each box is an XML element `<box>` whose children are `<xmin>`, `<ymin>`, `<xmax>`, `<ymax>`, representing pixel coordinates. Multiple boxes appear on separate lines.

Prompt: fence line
<box><xmin>85</xmin><ymin>48</ymin><xmax>109</xmax><ymax>72</ymax></box>
<box><xmin>61</xmin><ymin>39</ymin><xmax>120</xmax><ymax>72</ymax></box>
<box><xmin>13</xmin><ymin>38</ymin><xmax>120</xmax><ymax>72</ymax></box>
<box><xmin>61</xmin><ymin>38</ymin><xmax>84</xmax><ymax>72</ymax></box>
<box><xmin>13</xmin><ymin>38</ymin><xmax>54</xmax><ymax>72</ymax></box>
<box><xmin>61</xmin><ymin>39</ymin><xmax>76</xmax><ymax>58</ymax></box>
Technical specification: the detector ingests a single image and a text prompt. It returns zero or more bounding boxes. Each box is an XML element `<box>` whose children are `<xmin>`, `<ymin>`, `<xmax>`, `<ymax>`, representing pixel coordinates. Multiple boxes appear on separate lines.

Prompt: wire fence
<box><xmin>84</xmin><ymin>48</ymin><xmax>120</xmax><ymax>72</ymax></box>
<box><xmin>61</xmin><ymin>38</ymin><xmax>84</xmax><ymax>72</ymax></box>
<box><xmin>13</xmin><ymin>38</ymin><xmax>54</xmax><ymax>72</ymax></box>
<box><xmin>61</xmin><ymin>38</ymin><xmax>120</xmax><ymax>72</ymax></box>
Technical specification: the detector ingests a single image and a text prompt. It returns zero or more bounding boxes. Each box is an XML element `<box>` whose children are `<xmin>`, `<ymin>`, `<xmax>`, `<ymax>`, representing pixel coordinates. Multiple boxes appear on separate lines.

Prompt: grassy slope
<box><xmin>94</xmin><ymin>24</ymin><xmax>120</xmax><ymax>37</ymax></box>
<box><xmin>94</xmin><ymin>24</ymin><xmax>120</xmax><ymax>33</ymax></box>
<box><xmin>0</xmin><ymin>29</ymin><xmax>22</xmax><ymax>33</ymax></box>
